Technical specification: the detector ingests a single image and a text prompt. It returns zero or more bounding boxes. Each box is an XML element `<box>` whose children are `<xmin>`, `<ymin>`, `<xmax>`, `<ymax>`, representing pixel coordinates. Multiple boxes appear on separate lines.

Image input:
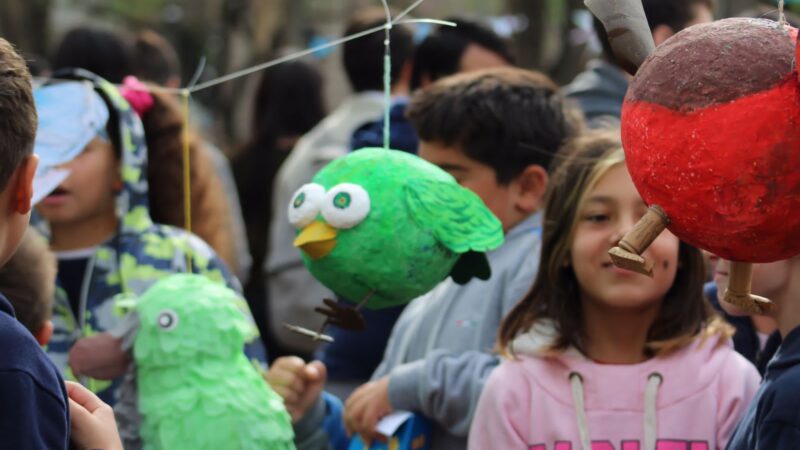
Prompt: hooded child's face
<box><xmin>35</xmin><ymin>137</ymin><xmax>120</xmax><ymax>229</ymax></box>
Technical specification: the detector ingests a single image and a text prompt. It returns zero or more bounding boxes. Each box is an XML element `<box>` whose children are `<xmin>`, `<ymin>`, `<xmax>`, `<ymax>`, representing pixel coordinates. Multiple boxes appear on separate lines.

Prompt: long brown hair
<box><xmin>142</xmin><ymin>90</ymin><xmax>238</xmax><ymax>274</ymax></box>
<box><xmin>499</xmin><ymin>130</ymin><xmax>730</xmax><ymax>357</ymax></box>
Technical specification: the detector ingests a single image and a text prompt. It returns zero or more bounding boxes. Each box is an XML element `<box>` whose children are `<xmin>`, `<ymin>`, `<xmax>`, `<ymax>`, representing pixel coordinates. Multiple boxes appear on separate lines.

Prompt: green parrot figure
<box><xmin>289</xmin><ymin>147</ymin><xmax>503</xmax><ymax>332</ymax></box>
<box><xmin>130</xmin><ymin>274</ymin><xmax>294</xmax><ymax>450</ymax></box>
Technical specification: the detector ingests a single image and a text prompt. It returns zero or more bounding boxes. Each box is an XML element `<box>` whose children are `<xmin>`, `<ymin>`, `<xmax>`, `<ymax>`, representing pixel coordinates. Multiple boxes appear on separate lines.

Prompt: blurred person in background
<box><xmin>564</xmin><ymin>0</ymin><xmax>713</xmax><ymax>126</ymax></box>
<box><xmin>233</xmin><ymin>58</ymin><xmax>326</xmax><ymax>348</ymax></box>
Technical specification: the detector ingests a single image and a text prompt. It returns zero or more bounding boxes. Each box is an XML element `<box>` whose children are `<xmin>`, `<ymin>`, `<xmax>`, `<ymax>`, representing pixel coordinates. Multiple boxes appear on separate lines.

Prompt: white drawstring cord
<box><xmin>644</xmin><ymin>373</ymin><xmax>662</xmax><ymax>450</ymax></box>
<box><xmin>569</xmin><ymin>371</ymin><xmax>662</xmax><ymax>450</ymax></box>
<box><xmin>570</xmin><ymin>372</ymin><xmax>592</xmax><ymax>450</ymax></box>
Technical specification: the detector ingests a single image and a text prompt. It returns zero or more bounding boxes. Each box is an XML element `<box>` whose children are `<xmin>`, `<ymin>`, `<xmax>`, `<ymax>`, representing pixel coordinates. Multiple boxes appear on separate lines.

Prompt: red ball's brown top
<box><xmin>628</xmin><ymin>18</ymin><xmax>796</xmax><ymax>112</ymax></box>
<box><xmin>622</xmin><ymin>18</ymin><xmax>800</xmax><ymax>262</ymax></box>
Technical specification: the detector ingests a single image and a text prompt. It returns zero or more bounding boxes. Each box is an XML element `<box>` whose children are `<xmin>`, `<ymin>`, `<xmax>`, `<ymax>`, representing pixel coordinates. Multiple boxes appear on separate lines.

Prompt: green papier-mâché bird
<box><xmin>288</xmin><ymin>148</ymin><xmax>503</xmax><ymax>335</ymax></box>
<box><xmin>130</xmin><ymin>274</ymin><xmax>294</xmax><ymax>450</ymax></box>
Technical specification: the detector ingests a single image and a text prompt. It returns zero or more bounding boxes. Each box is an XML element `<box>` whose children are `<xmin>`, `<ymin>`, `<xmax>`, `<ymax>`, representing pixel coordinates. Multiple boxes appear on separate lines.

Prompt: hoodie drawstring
<box><xmin>569</xmin><ymin>373</ymin><xmax>592</xmax><ymax>450</ymax></box>
<box><xmin>569</xmin><ymin>372</ymin><xmax>663</xmax><ymax>450</ymax></box>
<box><xmin>643</xmin><ymin>373</ymin><xmax>662</xmax><ymax>450</ymax></box>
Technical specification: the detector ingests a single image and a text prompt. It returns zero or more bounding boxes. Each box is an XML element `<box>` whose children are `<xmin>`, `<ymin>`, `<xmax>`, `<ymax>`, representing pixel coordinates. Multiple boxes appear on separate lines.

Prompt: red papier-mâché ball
<box><xmin>621</xmin><ymin>18</ymin><xmax>800</xmax><ymax>262</ymax></box>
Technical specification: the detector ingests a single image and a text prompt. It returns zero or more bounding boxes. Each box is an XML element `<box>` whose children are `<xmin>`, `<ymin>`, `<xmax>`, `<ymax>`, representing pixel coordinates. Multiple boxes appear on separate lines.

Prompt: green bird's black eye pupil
<box><xmin>293</xmin><ymin>192</ymin><xmax>306</xmax><ymax>208</ymax></box>
<box><xmin>158</xmin><ymin>314</ymin><xmax>172</xmax><ymax>328</ymax></box>
<box><xmin>333</xmin><ymin>192</ymin><xmax>351</xmax><ymax>209</ymax></box>
<box><xmin>157</xmin><ymin>311</ymin><xmax>178</xmax><ymax>330</ymax></box>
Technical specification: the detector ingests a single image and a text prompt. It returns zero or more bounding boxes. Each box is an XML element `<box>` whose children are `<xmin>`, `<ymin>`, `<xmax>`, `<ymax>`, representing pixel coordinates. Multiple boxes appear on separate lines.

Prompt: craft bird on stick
<box><xmin>588</xmin><ymin>0</ymin><xmax>800</xmax><ymax>313</ymax></box>
<box><xmin>128</xmin><ymin>274</ymin><xmax>295</xmax><ymax>450</ymax></box>
<box><xmin>286</xmin><ymin>148</ymin><xmax>504</xmax><ymax>342</ymax></box>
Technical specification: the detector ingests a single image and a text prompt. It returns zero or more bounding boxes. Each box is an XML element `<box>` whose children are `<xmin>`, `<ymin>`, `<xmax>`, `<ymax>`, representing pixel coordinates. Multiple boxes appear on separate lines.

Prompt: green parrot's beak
<box><xmin>294</xmin><ymin>221</ymin><xmax>337</xmax><ymax>260</ymax></box>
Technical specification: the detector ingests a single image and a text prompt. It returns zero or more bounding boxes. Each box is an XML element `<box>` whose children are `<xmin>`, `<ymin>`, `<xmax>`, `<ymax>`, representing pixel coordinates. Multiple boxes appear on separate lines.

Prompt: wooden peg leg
<box><xmin>723</xmin><ymin>261</ymin><xmax>774</xmax><ymax>314</ymax></box>
<box><xmin>608</xmin><ymin>205</ymin><xmax>669</xmax><ymax>277</ymax></box>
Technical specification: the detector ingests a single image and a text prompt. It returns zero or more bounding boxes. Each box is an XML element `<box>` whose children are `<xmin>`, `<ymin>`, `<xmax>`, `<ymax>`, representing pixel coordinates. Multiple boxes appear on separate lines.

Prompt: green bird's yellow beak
<box><xmin>294</xmin><ymin>221</ymin><xmax>338</xmax><ymax>260</ymax></box>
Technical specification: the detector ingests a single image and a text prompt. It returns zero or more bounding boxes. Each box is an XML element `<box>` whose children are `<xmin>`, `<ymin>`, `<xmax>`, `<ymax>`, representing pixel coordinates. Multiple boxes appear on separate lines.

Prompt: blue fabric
<box><xmin>704</xmin><ymin>282</ymin><xmax>780</xmax><ymax>374</ymax></box>
<box><xmin>727</xmin><ymin>326</ymin><xmax>800</xmax><ymax>450</ymax></box>
<box><xmin>0</xmin><ymin>294</ymin><xmax>69</xmax><ymax>450</ymax></box>
<box><xmin>322</xmin><ymin>392</ymin><xmax>350</xmax><ymax>450</ymax></box>
<box><xmin>350</xmin><ymin>100</ymin><xmax>418</xmax><ymax>154</ymax></box>
<box><xmin>317</xmin><ymin>303</ymin><xmax>406</xmax><ymax>381</ymax></box>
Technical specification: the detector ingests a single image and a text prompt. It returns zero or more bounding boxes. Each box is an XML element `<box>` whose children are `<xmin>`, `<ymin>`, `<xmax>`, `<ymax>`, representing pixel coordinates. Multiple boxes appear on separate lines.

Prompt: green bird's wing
<box><xmin>404</xmin><ymin>178</ymin><xmax>504</xmax><ymax>254</ymax></box>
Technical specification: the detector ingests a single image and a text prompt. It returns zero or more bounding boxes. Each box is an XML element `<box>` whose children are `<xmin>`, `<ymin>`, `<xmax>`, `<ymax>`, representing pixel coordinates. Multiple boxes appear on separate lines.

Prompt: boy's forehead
<box><xmin>417</xmin><ymin>140</ymin><xmax>476</xmax><ymax>170</ymax></box>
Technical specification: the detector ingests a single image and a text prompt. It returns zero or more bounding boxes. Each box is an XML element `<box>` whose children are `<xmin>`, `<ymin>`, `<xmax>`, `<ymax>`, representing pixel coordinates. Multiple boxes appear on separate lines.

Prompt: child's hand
<box><xmin>66</xmin><ymin>381</ymin><xmax>123</xmax><ymax>450</ymax></box>
<box><xmin>68</xmin><ymin>333</ymin><xmax>131</xmax><ymax>380</ymax></box>
<box><xmin>344</xmin><ymin>376</ymin><xmax>393</xmax><ymax>445</ymax></box>
<box><xmin>265</xmin><ymin>356</ymin><xmax>327</xmax><ymax>422</ymax></box>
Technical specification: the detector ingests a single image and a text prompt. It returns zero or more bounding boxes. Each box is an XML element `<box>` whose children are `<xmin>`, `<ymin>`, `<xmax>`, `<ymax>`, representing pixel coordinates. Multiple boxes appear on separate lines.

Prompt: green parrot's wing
<box><xmin>404</xmin><ymin>178</ymin><xmax>504</xmax><ymax>254</ymax></box>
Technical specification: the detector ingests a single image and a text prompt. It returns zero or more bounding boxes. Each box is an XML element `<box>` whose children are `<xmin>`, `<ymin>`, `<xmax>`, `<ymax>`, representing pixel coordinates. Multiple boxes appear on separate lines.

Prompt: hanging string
<box><xmin>187</xmin><ymin>17</ymin><xmax>453</xmax><ymax>93</ymax></box>
<box><xmin>779</xmin><ymin>0</ymin><xmax>787</xmax><ymax>29</ymax></box>
<box><xmin>381</xmin><ymin>0</ymin><xmax>393</xmax><ymax>150</ymax></box>
<box><xmin>395</xmin><ymin>0</ymin><xmax>427</xmax><ymax>22</ymax></box>
<box><xmin>32</xmin><ymin>0</ymin><xmax>455</xmax><ymax>275</ymax></box>
<box><xmin>181</xmin><ymin>89</ymin><xmax>193</xmax><ymax>269</ymax></box>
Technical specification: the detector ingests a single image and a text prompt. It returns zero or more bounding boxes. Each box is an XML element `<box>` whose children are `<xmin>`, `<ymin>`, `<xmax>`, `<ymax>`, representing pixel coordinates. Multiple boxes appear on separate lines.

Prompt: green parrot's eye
<box><xmin>321</xmin><ymin>183</ymin><xmax>370</xmax><ymax>229</ymax></box>
<box><xmin>288</xmin><ymin>183</ymin><xmax>326</xmax><ymax>229</ymax></box>
<box><xmin>333</xmin><ymin>192</ymin><xmax>351</xmax><ymax>209</ymax></box>
<box><xmin>156</xmin><ymin>309</ymin><xmax>179</xmax><ymax>331</ymax></box>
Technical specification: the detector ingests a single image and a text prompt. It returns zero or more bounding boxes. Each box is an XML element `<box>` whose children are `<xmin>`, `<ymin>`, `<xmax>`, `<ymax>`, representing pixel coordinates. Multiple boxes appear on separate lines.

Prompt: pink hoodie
<box><xmin>468</xmin><ymin>323</ymin><xmax>760</xmax><ymax>450</ymax></box>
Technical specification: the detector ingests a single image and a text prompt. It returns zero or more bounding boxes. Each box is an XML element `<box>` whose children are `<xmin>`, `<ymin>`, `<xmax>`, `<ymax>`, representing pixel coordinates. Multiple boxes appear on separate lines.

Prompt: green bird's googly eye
<box><xmin>293</xmin><ymin>193</ymin><xmax>306</xmax><ymax>208</ymax></box>
<box><xmin>156</xmin><ymin>309</ymin><xmax>179</xmax><ymax>331</ymax></box>
<box><xmin>288</xmin><ymin>183</ymin><xmax>326</xmax><ymax>229</ymax></box>
<box><xmin>333</xmin><ymin>192</ymin><xmax>351</xmax><ymax>209</ymax></box>
<box><xmin>322</xmin><ymin>183</ymin><xmax>370</xmax><ymax>229</ymax></box>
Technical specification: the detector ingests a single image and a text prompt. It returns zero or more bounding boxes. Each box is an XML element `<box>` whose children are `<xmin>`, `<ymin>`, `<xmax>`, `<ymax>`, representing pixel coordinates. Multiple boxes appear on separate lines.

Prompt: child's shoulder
<box><xmin>0</xmin><ymin>296</ymin><xmax>65</xmax><ymax>397</ymax></box>
<box><xmin>764</xmin><ymin>335</ymin><xmax>800</xmax><ymax>399</ymax></box>
<box><xmin>754</xmin><ymin>365</ymin><xmax>800</xmax><ymax>433</ymax></box>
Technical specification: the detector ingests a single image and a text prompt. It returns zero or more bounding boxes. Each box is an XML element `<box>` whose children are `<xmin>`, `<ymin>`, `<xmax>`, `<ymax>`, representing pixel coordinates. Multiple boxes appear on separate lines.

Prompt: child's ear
<box><xmin>513</xmin><ymin>165</ymin><xmax>549</xmax><ymax>215</ymax></box>
<box><xmin>12</xmin><ymin>154</ymin><xmax>38</xmax><ymax>214</ymax></box>
<box><xmin>35</xmin><ymin>320</ymin><xmax>54</xmax><ymax>347</ymax></box>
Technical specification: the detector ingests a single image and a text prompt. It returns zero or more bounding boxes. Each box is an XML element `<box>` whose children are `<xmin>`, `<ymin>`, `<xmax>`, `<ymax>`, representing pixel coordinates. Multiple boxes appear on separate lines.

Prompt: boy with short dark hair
<box><xmin>0</xmin><ymin>228</ymin><xmax>57</xmax><ymax>345</ymax></box>
<box><xmin>269</xmin><ymin>67</ymin><xmax>583</xmax><ymax>450</ymax></box>
<box><xmin>0</xmin><ymin>36</ymin><xmax>70</xmax><ymax>450</ymax></box>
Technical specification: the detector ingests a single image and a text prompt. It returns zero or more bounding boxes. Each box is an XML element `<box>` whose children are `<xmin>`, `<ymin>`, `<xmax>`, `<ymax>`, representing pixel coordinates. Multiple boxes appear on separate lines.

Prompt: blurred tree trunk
<box><xmin>507</xmin><ymin>0</ymin><xmax>587</xmax><ymax>85</ymax></box>
<box><xmin>217</xmin><ymin>0</ymin><xmax>287</xmax><ymax>146</ymax></box>
<box><xmin>0</xmin><ymin>0</ymin><xmax>51</xmax><ymax>56</ymax></box>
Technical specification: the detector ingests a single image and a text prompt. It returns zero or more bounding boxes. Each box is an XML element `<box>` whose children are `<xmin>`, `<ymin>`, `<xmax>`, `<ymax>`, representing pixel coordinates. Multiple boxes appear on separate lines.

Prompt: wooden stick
<box><xmin>723</xmin><ymin>261</ymin><xmax>774</xmax><ymax>314</ymax></box>
<box><xmin>608</xmin><ymin>205</ymin><xmax>669</xmax><ymax>276</ymax></box>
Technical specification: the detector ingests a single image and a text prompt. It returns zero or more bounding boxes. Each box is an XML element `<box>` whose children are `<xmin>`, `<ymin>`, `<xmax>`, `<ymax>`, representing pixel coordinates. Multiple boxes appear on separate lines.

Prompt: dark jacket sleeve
<box><xmin>756</xmin><ymin>421</ymin><xmax>800</xmax><ymax>450</ymax></box>
<box><xmin>0</xmin><ymin>371</ymin><xmax>69</xmax><ymax>450</ymax></box>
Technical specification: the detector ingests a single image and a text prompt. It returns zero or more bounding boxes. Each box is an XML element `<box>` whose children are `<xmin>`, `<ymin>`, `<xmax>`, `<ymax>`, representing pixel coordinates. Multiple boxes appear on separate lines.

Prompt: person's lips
<box><xmin>40</xmin><ymin>187</ymin><xmax>69</xmax><ymax>206</ymax></box>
